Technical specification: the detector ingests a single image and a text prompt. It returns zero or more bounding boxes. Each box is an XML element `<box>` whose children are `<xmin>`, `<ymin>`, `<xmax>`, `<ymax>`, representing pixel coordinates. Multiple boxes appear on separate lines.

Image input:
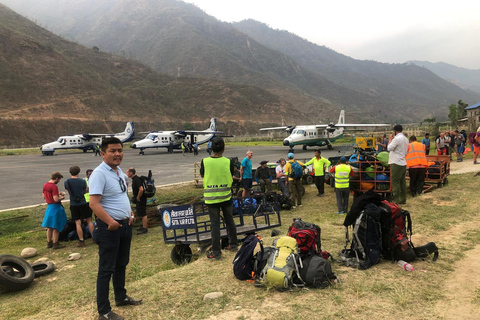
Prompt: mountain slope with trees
<box><xmin>0</xmin><ymin>3</ymin><xmax>295</xmax><ymax>147</ymax></box>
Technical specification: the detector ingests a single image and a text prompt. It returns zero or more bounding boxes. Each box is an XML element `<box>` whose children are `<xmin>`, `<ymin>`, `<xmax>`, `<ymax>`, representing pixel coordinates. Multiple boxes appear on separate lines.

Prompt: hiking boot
<box><xmin>206</xmin><ymin>250</ymin><xmax>221</xmax><ymax>260</ymax></box>
<box><xmin>98</xmin><ymin>311</ymin><xmax>124</xmax><ymax>320</ymax></box>
<box><xmin>137</xmin><ymin>228</ymin><xmax>148</xmax><ymax>235</ymax></box>
<box><xmin>76</xmin><ymin>240</ymin><xmax>86</xmax><ymax>247</ymax></box>
<box><xmin>47</xmin><ymin>240</ymin><xmax>53</xmax><ymax>248</ymax></box>
<box><xmin>224</xmin><ymin>245</ymin><xmax>238</xmax><ymax>252</ymax></box>
<box><xmin>115</xmin><ymin>295</ymin><xmax>143</xmax><ymax>306</ymax></box>
<box><xmin>52</xmin><ymin>242</ymin><xmax>66</xmax><ymax>249</ymax></box>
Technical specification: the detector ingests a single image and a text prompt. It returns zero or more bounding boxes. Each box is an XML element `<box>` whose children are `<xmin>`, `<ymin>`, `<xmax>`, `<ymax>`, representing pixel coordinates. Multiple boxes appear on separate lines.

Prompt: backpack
<box><xmin>299</xmin><ymin>254</ymin><xmax>337</xmax><ymax>289</ymax></box>
<box><xmin>287</xmin><ymin>219</ymin><xmax>321</xmax><ymax>256</ymax></box>
<box><xmin>140</xmin><ymin>170</ymin><xmax>156</xmax><ymax>198</ymax></box>
<box><xmin>259</xmin><ymin>236</ymin><xmax>303</xmax><ymax>289</ymax></box>
<box><xmin>379</xmin><ymin>200</ymin><xmax>416</xmax><ymax>262</ymax></box>
<box><xmin>232</xmin><ymin>234</ymin><xmax>263</xmax><ymax>281</ymax></box>
<box><xmin>339</xmin><ymin>203</ymin><xmax>382</xmax><ymax>269</ymax></box>
<box><xmin>289</xmin><ymin>161</ymin><xmax>303</xmax><ymax>179</ymax></box>
<box><xmin>278</xmin><ymin>194</ymin><xmax>293</xmax><ymax>210</ymax></box>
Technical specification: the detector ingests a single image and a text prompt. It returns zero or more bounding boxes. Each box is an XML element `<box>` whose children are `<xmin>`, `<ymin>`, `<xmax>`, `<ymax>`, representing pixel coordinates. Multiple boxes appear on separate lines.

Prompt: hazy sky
<box><xmin>184</xmin><ymin>0</ymin><xmax>480</xmax><ymax>69</ymax></box>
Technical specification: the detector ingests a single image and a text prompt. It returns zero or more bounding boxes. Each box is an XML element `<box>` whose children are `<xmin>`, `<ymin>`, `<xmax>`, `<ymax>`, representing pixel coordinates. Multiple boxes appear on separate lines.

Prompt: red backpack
<box><xmin>288</xmin><ymin>219</ymin><xmax>332</xmax><ymax>260</ymax></box>
<box><xmin>379</xmin><ymin>200</ymin><xmax>416</xmax><ymax>262</ymax></box>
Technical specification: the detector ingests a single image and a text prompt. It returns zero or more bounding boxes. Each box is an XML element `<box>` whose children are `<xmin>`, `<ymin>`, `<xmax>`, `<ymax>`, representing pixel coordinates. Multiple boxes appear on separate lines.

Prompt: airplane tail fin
<box><xmin>208</xmin><ymin>118</ymin><xmax>217</xmax><ymax>132</ymax></box>
<box><xmin>116</xmin><ymin>122</ymin><xmax>135</xmax><ymax>142</ymax></box>
<box><xmin>338</xmin><ymin>110</ymin><xmax>345</xmax><ymax>125</ymax></box>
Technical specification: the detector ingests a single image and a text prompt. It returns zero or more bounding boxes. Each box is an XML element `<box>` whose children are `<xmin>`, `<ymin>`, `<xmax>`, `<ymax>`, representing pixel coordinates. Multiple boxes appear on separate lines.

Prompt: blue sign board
<box><xmin>162</xmin><ymin>204</ymin><xmax>195</xmax><ymax>229</ymax></box>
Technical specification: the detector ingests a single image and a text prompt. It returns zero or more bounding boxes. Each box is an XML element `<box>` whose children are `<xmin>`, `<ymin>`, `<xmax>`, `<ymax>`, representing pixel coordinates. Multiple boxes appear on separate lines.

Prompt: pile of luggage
<box><xmin>338</xmin><ymin>190</ymin><xmax>438</xmax><ymax>269</ymax></box>
<box><xmin>232</xmin><ymin>219</ymin><xmax>337</xmax><ymax>290</ymax></box>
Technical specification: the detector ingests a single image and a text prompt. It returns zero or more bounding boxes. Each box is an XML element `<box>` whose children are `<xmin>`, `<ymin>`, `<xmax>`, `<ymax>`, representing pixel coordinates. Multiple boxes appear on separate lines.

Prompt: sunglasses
<box><xmin>119</xmin><ymin>178</ymin><xmax>127</xmax><ymax>193</ymax></box>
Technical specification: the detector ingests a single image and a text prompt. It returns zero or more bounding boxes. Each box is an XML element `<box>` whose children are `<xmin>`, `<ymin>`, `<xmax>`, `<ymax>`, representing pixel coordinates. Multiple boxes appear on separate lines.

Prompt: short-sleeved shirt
<box><xmin>241</xmin><ymin>157</ymin><xmax>252</xmax><ymax>179</ymax></box>
<box><xmin>276</xmin><ymin>165</ymin><xmax>286</xmax><ymax>180</ymax></box>
<box><xmin>64</xmin><ymin>178</ymin><xmax>87</xmax><ymax>206</ymax></box>
<box><xmin>436</xmin><ymin>137</ymin><xmax>445</xmax><ymax>149</ymax></box>
<box><xmin>387</xmin><ymin>133</ymin><xmax>408</xmax><ymax>166</ymax></box>
<box><xmin>132</xmin><ymin>175</ymin><xmax>147</xmax><ymax>202</ymax></box>
<box><xmin>89</xmin><ymin>162</ymin><xmax>131</xmax><ymax>220</ymax></box>
<box><xmin>378</xmin><ymin>138</ymin><xmax>389</xmax><ymax>152</ymax></box>
<box><xmin>421</xmin><ymin>137</ymin><xmax>430</xmax><ymax>147</ymax></box>
<box><xmin>455</xmin><ymin>135</ymin><xmax>464</xmax><ymax>146</ymax></box>
<box><xmin>43</xmin><ymin>182</ymin><xmax>60</xmax><ymax>204</ymax></box>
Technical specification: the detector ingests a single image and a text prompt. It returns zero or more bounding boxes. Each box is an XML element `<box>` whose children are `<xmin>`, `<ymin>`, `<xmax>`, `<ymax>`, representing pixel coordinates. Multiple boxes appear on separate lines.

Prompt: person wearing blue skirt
<box><xmin>42</xmin><ymin>172</ymin><xmax>68</xmax><ymax>249</ymax></box>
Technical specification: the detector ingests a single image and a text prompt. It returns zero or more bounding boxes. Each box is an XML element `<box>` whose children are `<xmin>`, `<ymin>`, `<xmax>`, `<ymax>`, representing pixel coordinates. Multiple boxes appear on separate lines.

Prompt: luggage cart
<box><xmin>161</xmin><ymin>194</ymin><xmax>282</xmax><ymax>265</ymax></box>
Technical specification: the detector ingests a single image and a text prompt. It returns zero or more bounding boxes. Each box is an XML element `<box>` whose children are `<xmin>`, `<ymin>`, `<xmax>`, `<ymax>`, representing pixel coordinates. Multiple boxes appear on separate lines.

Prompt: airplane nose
<box><xmin>131</xmin><ymin>144</ymin><xmax>136</xmax><ymax>149</ymax></box>
<box><xmin>283</xmin><ymin>139</ymin><xmax>290</xmax><ymax>146</ymax></box>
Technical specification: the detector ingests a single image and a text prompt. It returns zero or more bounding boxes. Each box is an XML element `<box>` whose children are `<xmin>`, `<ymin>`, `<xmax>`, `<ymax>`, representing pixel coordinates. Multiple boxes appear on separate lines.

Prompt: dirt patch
<box><xmin>432</xmin><ymin>200</ymin><xmax>455</xmax><ymax>206</ymax></box>
<box><xmin>206</xmin><ymin>309</ymin><xmax>261</xmax><ymax>320</ymax></box>
<box><xmin>435</xmin><ymin>244</ymin><xmax>480</xmax><ymax>319</ymax></box>
<box><xmin>450</xmin><ymin>161</ymin><xmax>480</xmax><ymax>175</ymax></box>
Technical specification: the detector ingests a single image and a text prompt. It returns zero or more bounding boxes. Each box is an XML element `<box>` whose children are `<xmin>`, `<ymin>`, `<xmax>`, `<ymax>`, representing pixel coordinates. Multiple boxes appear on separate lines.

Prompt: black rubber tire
<box><xmin>1</xmin><ymin>266</ymin><xmax>14</xmax><ymax>277</ymax></box>
<box><xmin>171</xmin><ymin>245</ymin><xmax>192</xmax><ymax>265</ymax></box>
<box><xmin>0</xmin><ymin>255</ymin><xmax>35</xmax><ymax>292</ymax></box>
<box><xmin>305</xmin><ymin>176</ymin><xmax>314</xmax><ymax>185</ymax></box>
<box><xmin>30</xmin><ymin>261</ymin><xmax>56</xmax><ymax>278</ymax></box>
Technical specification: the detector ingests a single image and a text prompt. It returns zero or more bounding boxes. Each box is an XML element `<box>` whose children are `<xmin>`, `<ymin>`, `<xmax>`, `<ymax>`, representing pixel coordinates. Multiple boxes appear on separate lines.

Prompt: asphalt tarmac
<box><xmin>0</xmin><ymin>145</ymin><xmax>347</xmax><ymax>211</ymax></box>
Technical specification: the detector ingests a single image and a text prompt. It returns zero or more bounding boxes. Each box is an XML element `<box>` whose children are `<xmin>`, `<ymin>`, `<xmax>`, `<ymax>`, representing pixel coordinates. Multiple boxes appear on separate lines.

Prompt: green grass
<box><xmin>1</xmin><ymin>175</ymin><xmax>479</xmax><ymax>319</ymax></box>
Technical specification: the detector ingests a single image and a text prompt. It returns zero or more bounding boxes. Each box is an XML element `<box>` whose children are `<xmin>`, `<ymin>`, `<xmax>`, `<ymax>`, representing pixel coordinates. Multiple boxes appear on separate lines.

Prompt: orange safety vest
<box><xmin>406</xmin><ymin>141</ymin><xmax>428</xmax><ymax>167</ymax></box>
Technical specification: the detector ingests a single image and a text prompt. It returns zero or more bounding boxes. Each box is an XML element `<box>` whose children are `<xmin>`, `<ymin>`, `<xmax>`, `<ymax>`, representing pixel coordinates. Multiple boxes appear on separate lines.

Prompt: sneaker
<box><xmin>47</xmin><ymin>241</ymin><xmax>53</xmax><ymax>248</ymax></box>
<box><xmin>52</xmin><ymin>242</ymin><xmax>66</xmax><ymax>249</ymax></box>
<box><xmin>298</xmin><ymin>204</ymin><xmax>303</xmax><ymax>207</ymax></box>
<box><xmin>474</xmin><ymin>161</ymin><xmax>479</xmax><ymax>165</ymax></box>
<box><xmin>317</xmin><ymin>194</ymin><xmax>324</xmax><ymax>197</ymax></box>
<box><xmin>98</xmin><ymin>311</ymin><xmax>124</xmax><ymax>320</ymax></box>
<box><xmin>137</xmin><ymin>228</ymin><xmax>148</xmax><ymax>235</ymax></box>
<box><xmin>224</xmin><ymin>246</ymin><xmax>238</xmax><ymax>252</ymax></box>
<box><xmin>76</xmin><ymin>240</ymin><xmax>86</xmax><ymax>247</ymax></box>
<box><xmin>115</xmin><ymin>295</ymin><xmax>143</xmax><ymax>306</ymax></box>
<box><xmin>336</xmin><ymin>211</ymin><xmax>344</xmax><ymax>214</ymax></box>
<box><xmin>206</xmin><ymin>250</ymin><xmax>221</xmax><ymax>260</ymax></box>
<box><xmin>291</xmin><ymin>206</ymin><xmax>297</xmax><ymax>209</ymax></box>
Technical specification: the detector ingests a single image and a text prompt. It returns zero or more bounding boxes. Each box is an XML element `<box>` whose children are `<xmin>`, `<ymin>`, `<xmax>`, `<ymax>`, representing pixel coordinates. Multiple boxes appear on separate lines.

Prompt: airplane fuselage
<box><xmin>283</xmin><ymin>126</ymin><xmax>344</xmax><ymax>148</ymax></box>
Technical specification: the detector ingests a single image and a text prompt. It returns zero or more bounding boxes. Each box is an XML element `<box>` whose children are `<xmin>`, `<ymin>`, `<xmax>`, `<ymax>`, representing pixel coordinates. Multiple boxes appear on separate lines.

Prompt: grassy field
<box><xmin>0</xmin><ymin>174</ymin><xmax>479</xmax><ymax>319</ymax></box>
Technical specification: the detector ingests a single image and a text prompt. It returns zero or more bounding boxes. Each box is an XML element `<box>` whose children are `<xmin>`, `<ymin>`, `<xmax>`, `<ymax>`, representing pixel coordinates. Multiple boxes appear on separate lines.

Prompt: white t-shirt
<box><xmin>275</xmin><ymin>165</ymin><xmax>286</xmax><ymax>180</ymax></box>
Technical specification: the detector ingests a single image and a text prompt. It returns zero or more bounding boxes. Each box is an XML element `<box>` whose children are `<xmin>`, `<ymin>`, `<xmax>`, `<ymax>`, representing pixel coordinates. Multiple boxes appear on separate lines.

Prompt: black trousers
<box><xmin>409</xmin><ymin>167</ymin><xmax>426</xmax><ymax>195</ymax></box>
<box><xmin>315</xmin><ymin>175</ymin><xmax>325</xmax><ymax>195</ymax></box>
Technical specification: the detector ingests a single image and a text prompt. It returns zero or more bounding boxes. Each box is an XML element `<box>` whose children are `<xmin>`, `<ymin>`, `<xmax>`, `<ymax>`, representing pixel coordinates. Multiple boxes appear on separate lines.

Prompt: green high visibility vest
<box><xmin>83</xmin><ymin>177</ymin><xmax>90</xmax><ymax>203</ymax></box>
<box><xmin>203</xmin><ymin>157</ymin><xmax>233</xmax><ymax>204</ymax></box>
<box><xmin>335</xmin><ymin>164</ymin><xmax>351</xmax><ymax>189</ymax></box>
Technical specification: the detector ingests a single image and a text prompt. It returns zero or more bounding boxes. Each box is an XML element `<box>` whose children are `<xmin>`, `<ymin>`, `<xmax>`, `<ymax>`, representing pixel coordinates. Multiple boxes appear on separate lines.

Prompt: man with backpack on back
<box><xmin>284</xmin><ymin>152</ymin><xmax>305</xmax><ymax>209</ymax></box>
<box><xmin>304</xmin><ymin>149</ymin><xmax>331</xmax><ymax>197</ymax></box>
<box><xmin>126</xmin><ymin>167</ymin><xmax>148</xmax><ymax>235</ymax></box>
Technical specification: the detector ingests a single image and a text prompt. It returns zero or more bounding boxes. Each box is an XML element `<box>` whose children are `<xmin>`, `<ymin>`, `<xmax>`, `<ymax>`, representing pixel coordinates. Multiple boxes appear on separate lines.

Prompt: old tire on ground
<box><xmin>30</xmin><ymin>261</ymin><xmax>56</xmax><ymax>278</ymax></box>
<box><xmin>0</xmin><ymin>255</ymin><xmax>35</xmax><ymax>292</ymax></box>
<box><xmin>171</xmin><ymin>244</ymin><xmax>192</xmax><ymax>265</ymax></box>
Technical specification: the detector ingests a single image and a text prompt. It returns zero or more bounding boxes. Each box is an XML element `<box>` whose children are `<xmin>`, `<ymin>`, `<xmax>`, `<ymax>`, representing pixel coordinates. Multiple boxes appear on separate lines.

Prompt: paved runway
<box><xmin>0</xmin><ymin>145</ymin><xmax>346</xmax><ymax>211</ymax></box>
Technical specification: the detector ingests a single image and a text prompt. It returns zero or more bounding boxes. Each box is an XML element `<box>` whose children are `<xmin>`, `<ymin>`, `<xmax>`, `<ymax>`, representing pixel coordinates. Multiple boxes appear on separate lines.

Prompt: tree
<box><xmin>447</xmin><ymin>100</ymin><xmax>469</xmax><ymax>125</ymax></box>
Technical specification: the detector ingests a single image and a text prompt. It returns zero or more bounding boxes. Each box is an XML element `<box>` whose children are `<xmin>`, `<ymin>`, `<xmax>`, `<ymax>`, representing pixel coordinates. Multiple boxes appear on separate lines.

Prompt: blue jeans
<box><xmin>94</xmin><ymin>219</ymin><xmax>132</xmax><ymax>315</ymax></box>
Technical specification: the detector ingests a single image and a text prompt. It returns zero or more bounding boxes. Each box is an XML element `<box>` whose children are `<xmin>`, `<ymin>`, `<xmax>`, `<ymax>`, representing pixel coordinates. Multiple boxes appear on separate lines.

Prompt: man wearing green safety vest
<box><xmin>305</xmin><ymin>149</ymin><xmax>331</xmax><ymax>197</ymax></box>
<box><xmin>84</xmin><ymin>169</ymin><xmax>94</xmax><ymax>220</ymax></box>
<box><xmin>200</xmin><ymin>136</ymin><xmax>238</xmax><ymax>260</ymax></box>
<box><xmin>329</xmin><ymin>157</ymin><xmax>354</xmax><ymax>214</ymax></box>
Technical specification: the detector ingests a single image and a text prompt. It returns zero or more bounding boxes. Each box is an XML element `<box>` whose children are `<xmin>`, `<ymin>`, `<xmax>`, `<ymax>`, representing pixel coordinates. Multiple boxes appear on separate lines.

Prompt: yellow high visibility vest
<box><xmin>83</xmin><ymin>178</ymin><xmax>90</xmax><ymax>203</ymax></box>
<box><xmin>203</xmin><ymin>157</ymin><xmax>233</xmax><ymax>204</ymax></box>
<box><xmin>335</xmin><ymin>164</ymin><xmax>351</xmax><ymax>189</ymax></box>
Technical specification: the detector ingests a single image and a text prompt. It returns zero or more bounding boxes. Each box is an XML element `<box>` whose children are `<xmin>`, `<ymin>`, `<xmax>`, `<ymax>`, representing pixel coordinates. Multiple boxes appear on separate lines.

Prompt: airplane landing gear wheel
<box><xmin>171</xmin><ymin>244</ymin><xmax>192</xmax><ymax>265</ymax></box>
<box><xmin>302</xmin><ymin>145</ymin><xmax>307</xmax><ymax>150</ymax></box>
<box><xmin>139</xmin><ymin>150</ymin><xmax>145</xmax><ymax>155</ymax></box>
<box><xmin>327</xmin><ymin>144</ymin><xmax>334</xmax><ymax>150</ymax></box>
<box><xmin>83</xmin><ymin>149</ymin><xmax>88</xmax><ymax>153</ymax></box>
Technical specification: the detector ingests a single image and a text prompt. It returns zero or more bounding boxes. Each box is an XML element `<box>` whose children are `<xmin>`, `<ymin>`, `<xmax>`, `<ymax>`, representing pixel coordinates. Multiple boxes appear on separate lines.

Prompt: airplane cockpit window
<box><xmin>297</xmin><ymin>130</ymin><xmax>305</xmax><ymax>135</ymax></box>
<box><xmin>58</xmin><ymin>138</ymin><xmax>66</xmax><ymax>145</ymax></box>
<box><xmin>146</xmin><ymin>134</ymin><xmax>156</xmax><ymax>141</ymax></box>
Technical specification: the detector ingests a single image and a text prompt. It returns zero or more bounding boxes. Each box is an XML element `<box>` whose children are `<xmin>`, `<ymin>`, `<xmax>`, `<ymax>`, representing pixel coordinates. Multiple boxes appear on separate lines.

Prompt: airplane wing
<box><xmin>334</xmin><ymin>123</ymin><xmax>391</xmax><ymax>127</ymax></box>
<box><xmin>176</xmin><ymin>130</ymin><xmax>224</xmax><ymax>135</ymax></box>
<box><xmin>314</xmin><ymin>125</ymin><xmax>329</xmax><ymax>129</ymax></box>
<box><xmin>259</xmin><ymin>126</ymin><xmax>288</xmax><ymax>131</ymax></box>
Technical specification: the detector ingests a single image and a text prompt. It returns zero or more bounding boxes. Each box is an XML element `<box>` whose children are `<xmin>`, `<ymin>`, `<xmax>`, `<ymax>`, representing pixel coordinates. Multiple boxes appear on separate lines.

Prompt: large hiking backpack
<box><xmin>379</xmin><ymin>200</ymin><xmax>416</xmax><ymax>262</ymax></box>
<box><xmin>140</xmin><ymin>170</ymin><xmax>156</xmax><ymax>198</ymax></box>
<box><xmin>339</xmin><ymin>203</ymin><xmax>382</xmax><ymax>269</ymax></box>
<box><xmin>259</xmin><ymin>236</ymin><xmax>303</xmax><ymax>289</ymax></box>
<box><xmin>287</xmin><ymin>219</ymin><xmax>321</xmax><ymax>256</ymax></box>
<box><xmin>289</xmin><ymin>161</ymin><xmax>303</xmax><ymax>179</ymax></box>
<box><xmin>299</xmin><ymin>254</ymin><xmax>337</xmax><ymax>289</ymax></box>
<box><xmin>232</xmin><ymin>234</ymin><xmax>263</xmax><ymax>281</ymax></box>
<box><xmin>278</xmin><ymin>194</ymin><xmax>293</xmax><ymax>210</ymax></box>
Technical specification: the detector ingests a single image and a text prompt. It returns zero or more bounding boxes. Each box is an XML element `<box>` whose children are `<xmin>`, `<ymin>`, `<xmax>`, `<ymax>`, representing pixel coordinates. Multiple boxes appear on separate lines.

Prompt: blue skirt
<box><xmin>42</xmin><ymin>204</ymin><xmax>68</xmax><ymax>231</ymax></box>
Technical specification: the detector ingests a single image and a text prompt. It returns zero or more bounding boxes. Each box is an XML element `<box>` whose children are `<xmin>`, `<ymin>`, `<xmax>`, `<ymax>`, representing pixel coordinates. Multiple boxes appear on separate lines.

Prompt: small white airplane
<box><xmin>260</xmin><ymin>110</ymin><xmax>389</xmax><ymax>150</ymax></box>
<box><xmin>131</xmin><ymin>118</ymin><xmax>223</xmax><ymax>155</ymax></box>
<box><xmin>40</xmin><ymin>122</ymin><xmax>134</xmax><ymax>155</ymax></box>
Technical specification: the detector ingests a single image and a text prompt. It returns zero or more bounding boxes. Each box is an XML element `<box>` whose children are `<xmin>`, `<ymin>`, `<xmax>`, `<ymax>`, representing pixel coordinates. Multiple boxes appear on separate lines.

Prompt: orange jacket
<box><xmin>406</xmin><ymin>141</ymin><xmax>428</xmax><ymax>167</ymax></box>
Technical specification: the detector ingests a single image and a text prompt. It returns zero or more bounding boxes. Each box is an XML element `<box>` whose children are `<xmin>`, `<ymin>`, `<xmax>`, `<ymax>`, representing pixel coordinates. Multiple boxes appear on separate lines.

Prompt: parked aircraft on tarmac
<box><xmin>131</xmin><ymin>118</ymin><xmax>222</xmax><ymax>155</ymax></box>
<box><xmin>260</xmin><ymin>110</ymin><xmax>389</xmax><ymax>150</ymax></box>
<box><xmin>40</xmin><ymin>122</ymin><xmax>134</xmax><ymax>155</ymax></box>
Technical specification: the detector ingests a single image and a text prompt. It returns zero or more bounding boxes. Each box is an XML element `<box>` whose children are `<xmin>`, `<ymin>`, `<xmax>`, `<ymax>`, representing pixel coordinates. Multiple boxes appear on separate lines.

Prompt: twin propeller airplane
<box><xmin>40</xmin><ymin>111</ymin><xmax>389</xmax><ymax>155</ymax></box>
